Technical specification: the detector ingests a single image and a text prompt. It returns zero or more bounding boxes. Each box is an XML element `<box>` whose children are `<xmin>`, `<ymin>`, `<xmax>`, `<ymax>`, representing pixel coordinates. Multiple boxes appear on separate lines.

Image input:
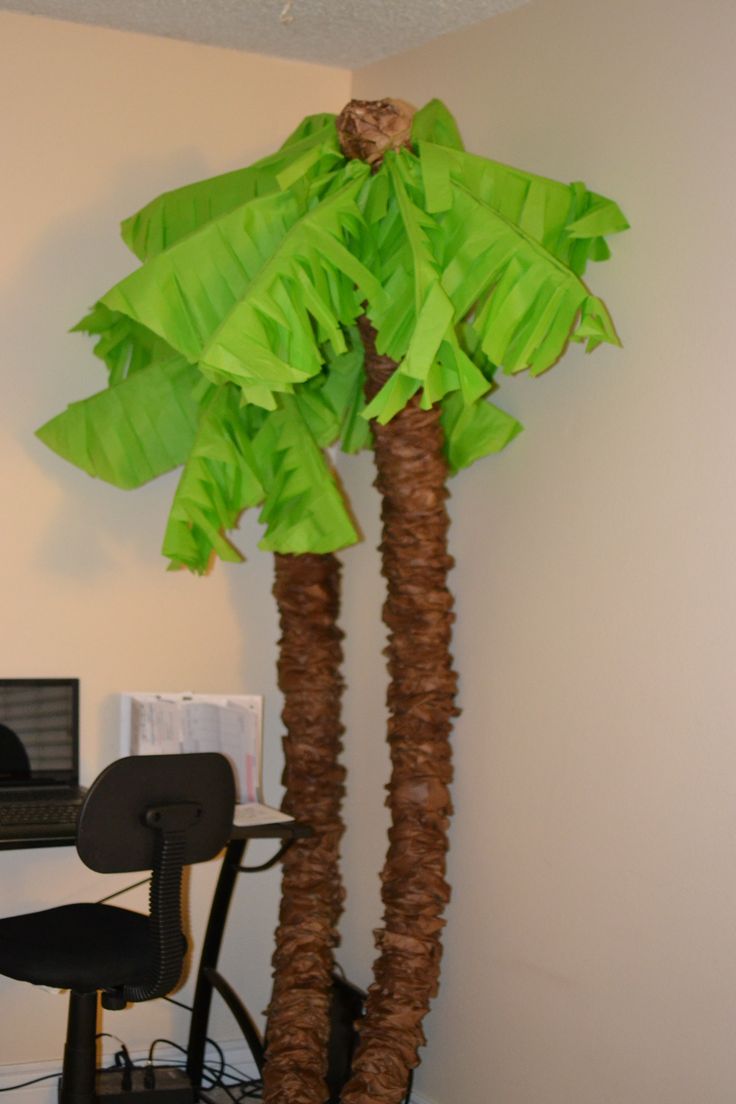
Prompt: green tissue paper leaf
<box><xmin>104</xmin><ymin>164</ymin><xmax>380</xmax><ymax>406</ymax></box>
<box><xmin>163</xmin><ymin>382</ymin><xmax>358</xmax><ymax>570</ymax></box>
<box><xmin>363</xmin><ymin>144</ymin><xmax>623</xmax><ymax>423</ymax></box>
<box><xmin>37</xmin><ymin>99</ymin><xmax>627</xmax><ymax>568</ymax></box>
<box><xmin>320</xmin><ymin>339</ymin><xmax>371</xmax><ymax>453</ymax></box>
<box><xmin>72</xmin><ymin>304</ymin><xmax>177</xmax><ymax>385</ymax></box>
<box><xmin>441</xmin><ymin>390</ymin><xmax>523</xmax><ymax>474</ymax></box>
<box><xmin>36</xmin><ymin>355</ymin><xmax>202</xmax><ymax>489</ymax></box>
<box><xmin>364</xmin><ymin>154</ymin><xmax>462</xmax><ymax>421</ymax></box>
<box><xmin>162</xmin><ymin>384</ymin><xmax>265</xmax><ymax>573</ymax></box>
<box><xmin>423</xmin><ymin>143</ymin><xmax>628</xmax><ymax>276</ymax></box>
<box><xmin>412</xmin><ymin>99</ymin><xmax>465</xmax><ymax>152</ymax></box>
<box><xmin>253</xmin><ymin>395</ymin><xmax>358</xmax><ymax>554</ymax></box>
<box><xmin>121</xmin><ymin>114</ymin><xmax>342</xmax><ymax>261</ymax></box>
<box><xmin>439</xmin><ymin>182</ymin><xmax>620</xmax><ymax>376</ymax></box>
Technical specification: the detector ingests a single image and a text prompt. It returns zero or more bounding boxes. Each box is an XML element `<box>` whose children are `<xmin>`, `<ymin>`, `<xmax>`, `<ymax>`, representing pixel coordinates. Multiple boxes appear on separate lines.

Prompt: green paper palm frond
<box><xmin>36</xmin><ymin>352</ymin><xmax>203</xmax><ymax>489</ymax></box>
<box><xmin>163</xmin><ymin>381</ymin><xmax>359</xmax><ymax>571</ymax></box>
<box><xmin>411</xmin><ymin>99</ymin><xmax>466</xmax><ymax>153</ymax></box>
<box><xmin>361</xmin><ymin>147</ymin><xmax>623</xmax><ymax>427</ymax></box>
<box><xmin>416</xmin><ymin>139</ymin><xmax>628</xmax><ymax>275</ymax></box>
<box><xmin>71</xmin><ymin>303</ymin><xmax>177</xmax><ymax>385</ymax></box>
<box><xmin>319</xmin><ymin>338</ymin><xmax>372</xmax><ymax>454</ymax></box>
<box><xmin>162</xmin><ymin>384</ymin><xmax>265</xmax><ymax>572</ymax></box>
<box><xmin>252</xmin><ymin>393</ymin><xmax>359</xmax><ymax>555</ymax></box>
<box><xmin>447</xmin><ymin>179</ymin><xmax>619</xmax><ymax>371</ymax></box>
<box><xmin>121</xmin><ymin>113</ymin><xmax>341</xmax><ymax>261</ymax></box>
<box><xmin>102</xmin><ymin>162</ymin><xmax>381</xmax><ymax>408</ymax></box>
<box><xmin>37</xmin><ymin>98</ymin><xmax>627</xmax><ymax>568</ymax></box>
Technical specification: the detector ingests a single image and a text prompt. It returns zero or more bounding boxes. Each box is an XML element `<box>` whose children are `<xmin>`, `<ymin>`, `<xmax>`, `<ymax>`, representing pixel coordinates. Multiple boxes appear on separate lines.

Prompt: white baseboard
<box><xmin>0</xmin><ymin>1042</ymin><xmax>433</xmax><ymax>1104</ymax></box>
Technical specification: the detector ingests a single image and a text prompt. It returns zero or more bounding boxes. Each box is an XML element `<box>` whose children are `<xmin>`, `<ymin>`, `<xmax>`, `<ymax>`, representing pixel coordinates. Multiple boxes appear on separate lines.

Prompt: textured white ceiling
<box><xmin>0</xmin><ymin>0</ymin><xmax>529</xmax><ymax>68</ymax></box>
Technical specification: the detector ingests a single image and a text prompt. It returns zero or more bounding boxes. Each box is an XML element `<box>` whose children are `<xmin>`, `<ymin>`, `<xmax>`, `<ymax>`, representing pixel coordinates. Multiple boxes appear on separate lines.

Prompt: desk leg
<box><xmin>187</xmin><ymin>838</ymin><xmax>254</xmax><ymax>1090</ymax></box>
<box><xmin>202</xmin><ymin>967</ymin><xmax>265</xmax><ymax>1076</ymax></box>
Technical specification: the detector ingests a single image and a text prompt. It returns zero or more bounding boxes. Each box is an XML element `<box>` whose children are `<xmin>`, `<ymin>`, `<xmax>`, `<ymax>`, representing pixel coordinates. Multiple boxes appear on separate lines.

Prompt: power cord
<box><xmin>147</xmin><ymin>1038</ymin><xmax>260</xmax><ymax>1102</ymax></box>
<box><xmin>161</xmin><ymin>995</ymin><xmax>261</xmax><ymax>1091</ymax></box>
<box><xmin>0</xmin><ymin>1072</ymin><xmax>62</xmax><ymax>1093</ymax></box>
<box><xmin>97</xmin><ymin>1033</ymin><xmax>136</xmax><ymax>1091</ymax></box>
<box><xmin>0</xmin><ymin>1001</ymin><xmax>260</xmax><ymax>1098</ymax></box>
<box><xmin>0</xmin><ymin>1035</ymin><xmax>142</xmax><ymax>1096</ymax></box>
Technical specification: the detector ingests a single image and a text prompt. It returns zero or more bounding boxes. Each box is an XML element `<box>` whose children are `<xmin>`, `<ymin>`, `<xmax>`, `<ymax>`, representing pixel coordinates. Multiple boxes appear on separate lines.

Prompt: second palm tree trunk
<box><xmin>342</xmin><ymin>319</ymin><xmax>458</xmax><ymax>1104</ymax></box>
<box><xmin>263</xmin><ymin>552</ymin><xmax>347</xmax><ymax>1104</ymax></box>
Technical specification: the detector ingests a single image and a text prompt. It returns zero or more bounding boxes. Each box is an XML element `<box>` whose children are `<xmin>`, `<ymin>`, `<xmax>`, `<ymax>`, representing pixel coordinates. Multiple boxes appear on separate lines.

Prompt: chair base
<box><xmin>95</xmin><ymin>1067</ymin><xmax>194</xmax><ymax>1104</ymax></box>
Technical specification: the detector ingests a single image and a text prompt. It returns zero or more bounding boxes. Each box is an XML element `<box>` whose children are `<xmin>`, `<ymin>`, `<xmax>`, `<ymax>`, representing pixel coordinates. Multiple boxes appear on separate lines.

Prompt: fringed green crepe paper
<box><xmin>121</xmin><ymin>113</ymin><xmax>342</xmax><ymax>261</ymax></box>
<box><xmin>36</xmin><ymin>354</ymin><xmax>202</xmax><ymax>489</ymax></box>
<box><xmin>37</xmin><ymin>99</ymin><xmax>627</xmax><ymax>569</ymax></box>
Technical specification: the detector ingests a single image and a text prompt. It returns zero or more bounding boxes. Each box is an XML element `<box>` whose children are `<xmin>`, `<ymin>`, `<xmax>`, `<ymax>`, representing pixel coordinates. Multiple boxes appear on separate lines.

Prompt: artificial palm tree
<box><xmin>37</xmin><ymin>98</ymin><xmax>627</xmax><ymax>1104</ymax></box>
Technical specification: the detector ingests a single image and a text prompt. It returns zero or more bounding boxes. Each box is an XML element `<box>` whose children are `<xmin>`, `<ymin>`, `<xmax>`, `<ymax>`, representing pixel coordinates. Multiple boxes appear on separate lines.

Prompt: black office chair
<box><xmin>0</xmin><ymin>753</ymin><xmax>235</xmax><ymax>1104</ymax></box>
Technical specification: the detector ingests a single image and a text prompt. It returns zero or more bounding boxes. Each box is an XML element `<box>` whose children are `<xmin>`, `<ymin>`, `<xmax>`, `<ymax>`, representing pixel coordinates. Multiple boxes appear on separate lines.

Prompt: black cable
<box><xmin>0</xmin><ymin>1072</ymin><xmax>61</xmax><ymax>1093</ymax></box>
<box><xmin>216</xmin><ymin>1057</ymin><xmax>259</xmax><ymax>1083</ymax></box>
<box><xmin>99</xmin><ymin>1029</ymin><xmax>259</xmax><ymax>1098</ymax></box>
<box><xmin>0</xmin><ymin>1031</ymin><xmax>258</xmax><ymax>1098</ymax></box>
<box><xmin>96</xmin><ymin>1031</ymin><xmax>125</xmax><ymax>1047</ymax></box>
<box><xmin>198</xmin><ymin>1081</ymin><xmax>241</xmax><ymax>1104</ymax></box>
<box><xmin>203</xmin><ymin>1046</ymin><xmax>264</xmax><ymax>1087</ymax></box>
<box><xmin>198</xmin><ymin>1038</ymin><xmax>226</xmax><ymax>1087</ymax></box>
<box><xmin>238</xmin><ymin>839</ymin><xmax>294</xmax><ymax>872</ymax></box>
<box><xmin>95</xmin><ymin>1032</ymin><xmax>134</xmax><ymax>1091</ymax></box>
<box><xmin>161</xmin><ymin>994</ymin><xmax>247</xmax><ymax>1090</ymax></box>
<box><xmin>215</xmin><ymin>1071</ymin><xmax>262</xmax><ymax>1096</ymax></box>
<box><xmin>197</xmin><ymin>1048</ymin><xmax>261</xmax><ymax>1094</ymax></box>
<box><xmin>141</xmin><ymin>1054</ymin><xmax>252</xmax><ymax>1103</ymax></box>
<box><xmin>237</xmin><ymin>1082</ymin><xmax>264</xmax><ymax>1100</ymax></box>
<box><xmin>96</xmin><ymin>1032</ymin><xmax>134</xmax><ymax>1062</ymax></box>
<box><xmin>147</xmin><ymin>1038</ymin><xmax>188</xmax><ymax>1064</ymax></box>
<box><xmin>147</xmin><ymin>1038</ymin><xmax>225</xmax><ymax>1085</ymax></box>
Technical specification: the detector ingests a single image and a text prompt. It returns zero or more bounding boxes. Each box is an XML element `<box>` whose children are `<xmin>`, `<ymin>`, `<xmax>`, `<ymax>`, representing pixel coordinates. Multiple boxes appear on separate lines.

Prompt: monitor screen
<box><xmin>0</xmin><ymin>679</ymin><xmax>79</xmax><ymax>786</ymax></box>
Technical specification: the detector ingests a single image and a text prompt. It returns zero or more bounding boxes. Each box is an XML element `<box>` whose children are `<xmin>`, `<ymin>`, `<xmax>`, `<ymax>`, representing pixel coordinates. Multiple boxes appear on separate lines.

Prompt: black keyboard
<box><xmin>0</xmin><ymin>802</ymin><xmax>81</xmax><ymax>827</ymax></box>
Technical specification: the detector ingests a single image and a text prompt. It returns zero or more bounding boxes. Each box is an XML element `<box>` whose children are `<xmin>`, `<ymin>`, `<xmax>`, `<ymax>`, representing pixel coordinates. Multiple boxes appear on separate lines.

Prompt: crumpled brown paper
<box><xmin>263</xmin><ymin>552</ymin><xmax>347</xmax><ymax>1104</ymax></box>
<box><xmin>336</xmin><ymin>98</ymin><xmax>416</xmax><ymax>166</ymax></box>
<box><xmin>341</xmin><ymin>319</ymin><xmax>459</xmax><ymax>1104</ymax></box>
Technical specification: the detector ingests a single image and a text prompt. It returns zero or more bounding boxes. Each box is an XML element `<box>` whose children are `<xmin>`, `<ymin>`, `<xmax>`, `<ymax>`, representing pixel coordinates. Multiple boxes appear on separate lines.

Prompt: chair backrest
<box><xmin>77</xmin><ymin>753</ymin><xmax>235</xmax><ymax>1006</ymax></box>
<box><xmin>77</xmin><ymin>752</ymin><xmax>235</xmax><ymax>873</ymax></box>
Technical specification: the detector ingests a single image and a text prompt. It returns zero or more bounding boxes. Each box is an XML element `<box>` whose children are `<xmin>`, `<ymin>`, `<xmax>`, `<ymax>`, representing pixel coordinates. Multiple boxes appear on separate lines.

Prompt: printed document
<box><xmin>120</xmin><ymin>692</ymin><xmax>292</xmax><ymax>826</ymax></box>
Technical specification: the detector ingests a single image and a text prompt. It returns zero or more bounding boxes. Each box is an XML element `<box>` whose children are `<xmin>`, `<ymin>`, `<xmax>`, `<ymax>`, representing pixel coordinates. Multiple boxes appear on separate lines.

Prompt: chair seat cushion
<box><xmin>0</xmin><ymin>903</ymin><xmax>161</xmax><ymax>990</ymax></box>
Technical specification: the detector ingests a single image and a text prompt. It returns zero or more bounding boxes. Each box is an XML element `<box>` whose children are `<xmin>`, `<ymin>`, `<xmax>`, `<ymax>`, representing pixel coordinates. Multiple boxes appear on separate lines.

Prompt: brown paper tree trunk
<box><xmin>340</xmin><ymin>318</ymin><xmax>458</xmax><ymax>1104</ymax></box>
<box><xmin>263</xmin><ymin>552</ymin><xmax>347</xmax><ymax>1104</ymax></box>
<box><xmin>266</xmin><ymin>99</ymin><xmax>457</xmax><ymax>1104</ymax></box>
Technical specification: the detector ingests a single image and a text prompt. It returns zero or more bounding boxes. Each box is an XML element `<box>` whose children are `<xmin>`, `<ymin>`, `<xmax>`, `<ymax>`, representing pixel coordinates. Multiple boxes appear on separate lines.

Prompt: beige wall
<box><xmin>344</xmin><ymin>0</ymin><xmax>736</xmax><ymax>1101</ymax></box>
<box><xmin>0</xmin><ymin>9</ymin><xmax>350</xmax><ymax>1067</ymax></box>
<box><xmin>4</xmin><ymin>2</ymin><xmax>736</xmax><ymax>1101</ymax></box>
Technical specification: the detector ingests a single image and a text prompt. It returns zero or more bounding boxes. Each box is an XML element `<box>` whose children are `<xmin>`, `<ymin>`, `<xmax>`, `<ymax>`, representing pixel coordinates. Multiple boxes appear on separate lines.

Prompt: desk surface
<box><xmin>0</xmin><ymin>817</ymin><xmax>310</xmax><ymax>851</ymax></box>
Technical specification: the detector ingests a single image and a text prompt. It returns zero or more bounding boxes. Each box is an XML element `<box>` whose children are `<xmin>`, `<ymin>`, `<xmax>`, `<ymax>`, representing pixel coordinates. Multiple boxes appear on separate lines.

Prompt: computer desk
<box><xmin>0</xmin><ymin>817</ymin><xmax>312</xmax><ymax>1094</ymax></box>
